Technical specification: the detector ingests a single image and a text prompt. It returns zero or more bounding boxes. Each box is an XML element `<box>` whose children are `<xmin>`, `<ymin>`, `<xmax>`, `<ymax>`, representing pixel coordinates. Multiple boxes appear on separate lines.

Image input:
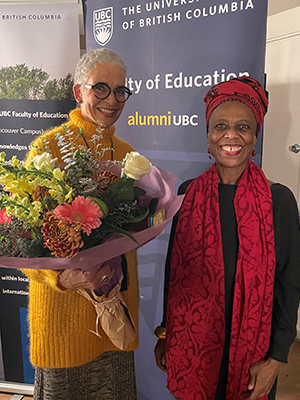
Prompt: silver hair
<box><xmin>74</xmin><ymin>48</ymin><xmax>127</xmax><ymax>84</ymax></box>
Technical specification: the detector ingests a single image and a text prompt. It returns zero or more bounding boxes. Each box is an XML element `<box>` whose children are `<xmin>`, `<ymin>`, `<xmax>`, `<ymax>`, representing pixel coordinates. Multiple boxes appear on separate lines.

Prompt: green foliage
<box><xmin>0</xmin><ymin>218</ymin><xmax>50</xmax><ymax>258</ymax></box>
<box><xmin>102</xmin><ymin>179</ymin><xmax>136</xmax><ymax>211</ymax></box>
<box><xmin>44</xmin><ymin>73</ymin><xmax>74</xmax><ymax>100</ymax></box>
<box><xmin>0</xmin><ymin>64</ymin><xmax>74</xmax><ymax>100</ymax></box>
<box><xmin>17</xmin><ymin>237</ymin><xmax>51</xmax><ymax>258</ymax></box>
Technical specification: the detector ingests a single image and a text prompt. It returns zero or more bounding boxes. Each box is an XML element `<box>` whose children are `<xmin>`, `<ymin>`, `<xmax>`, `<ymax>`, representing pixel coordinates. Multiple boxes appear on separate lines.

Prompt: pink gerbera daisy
<box><xmin>0</xmin><ymin>208</ymin><xmax>11</xmax><ymax>224</ymax></box>
<box><xmin>54</xmin><ymin>196</ymin><xmax>102</xmax><ymax>235</ymax></box>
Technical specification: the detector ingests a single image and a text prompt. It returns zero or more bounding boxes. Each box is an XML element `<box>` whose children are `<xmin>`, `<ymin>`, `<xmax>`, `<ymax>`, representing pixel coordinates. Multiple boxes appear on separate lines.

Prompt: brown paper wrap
<box><xmin>78</xmin><ymin>278</ymin><xmax>136</xmax><ymax>350</ymax></box>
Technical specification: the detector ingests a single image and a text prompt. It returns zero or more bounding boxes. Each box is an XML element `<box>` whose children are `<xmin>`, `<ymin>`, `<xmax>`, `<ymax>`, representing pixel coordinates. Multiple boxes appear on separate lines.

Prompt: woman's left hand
<box><xmin>57</xmin><ymin>262</ymin><xmax>114</xmax><ymax>291</ymax></box>
<box><xmin>154</xmin><ymin>339</ymin><xmax>167</xmax><ymax>372</ymax></box>
<box><xmin>240</xmin><ymin>358</ymin><xmax>283</xmax><ymax>399</ymax></box>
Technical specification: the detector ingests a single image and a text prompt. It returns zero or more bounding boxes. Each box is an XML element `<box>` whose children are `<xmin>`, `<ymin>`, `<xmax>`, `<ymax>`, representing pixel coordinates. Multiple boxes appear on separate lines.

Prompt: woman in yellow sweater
<box><xmin>24</xmin><ymin>48</ymin><xmax>139</xmax><ymax>400</ymax></box>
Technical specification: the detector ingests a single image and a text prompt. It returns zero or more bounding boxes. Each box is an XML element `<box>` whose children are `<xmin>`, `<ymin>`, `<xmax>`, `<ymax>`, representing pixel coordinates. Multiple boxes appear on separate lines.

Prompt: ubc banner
<box><xmin>84</xmin><ymin>0</ymin><xmax>267</xmax><ymax>173</ymax></box>
<box><xmin>0</xmin><ymin>2</ymin><xmax>79</xmax><ymax>386</ymax></box>
<box><xmin>83</xmin><ymin>0</ymin><xmax>268</xmax><ymax>398</ymax></box>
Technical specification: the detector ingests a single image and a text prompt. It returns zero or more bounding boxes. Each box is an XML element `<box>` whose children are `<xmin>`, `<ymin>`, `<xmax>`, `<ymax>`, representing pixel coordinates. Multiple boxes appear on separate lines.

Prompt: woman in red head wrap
<box><xmin>204</xmin><ymin>76</ymin><xmax>268</xmax><ymax>132</ymax></box>
<box><xmin>154</xmin><ymin>76</ymin><xmax>300</xmax><ymax>400</ymax></box>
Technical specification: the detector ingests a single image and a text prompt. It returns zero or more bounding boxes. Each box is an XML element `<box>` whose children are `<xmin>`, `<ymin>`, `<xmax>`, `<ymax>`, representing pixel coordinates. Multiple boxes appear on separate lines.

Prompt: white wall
<box><xmin>264</xmin><ymin>7</ymin><xmax>300</xmax><ymax>340</ymax></box>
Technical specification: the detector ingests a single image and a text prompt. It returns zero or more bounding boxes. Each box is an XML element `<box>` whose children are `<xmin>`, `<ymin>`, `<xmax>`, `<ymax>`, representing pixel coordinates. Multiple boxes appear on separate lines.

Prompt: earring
<box><xmin>252</xmin><ymin>148</ymin><xmax>256</xmax><ymax>157</ymax></box>
<box><xmin>207</xmin><ymin>147</ymin><xmax>211</xmax><ymax>160</ymax></box>
<box><xmin>77</xmin><ymin>99</ymin><xmax>82</xmax><ymax>104</ymax></box>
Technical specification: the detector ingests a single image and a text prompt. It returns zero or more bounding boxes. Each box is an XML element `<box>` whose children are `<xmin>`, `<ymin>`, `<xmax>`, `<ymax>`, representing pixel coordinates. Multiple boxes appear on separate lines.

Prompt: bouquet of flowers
<box><xmin>0</xmin><ymin>126</ymin><xmax>184</xmax><ymax>349</ymax></box>
<box><xmin>0</xmin><ymin>151</ymin><xmax>153</xmax><ymax>259</ymax></box>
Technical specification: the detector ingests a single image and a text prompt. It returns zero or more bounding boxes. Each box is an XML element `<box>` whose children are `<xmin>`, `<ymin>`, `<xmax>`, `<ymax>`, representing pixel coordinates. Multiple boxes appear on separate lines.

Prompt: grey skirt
<box><xmin>33</xmin><ymin>351</ymin><xmax>137</xmax><ymax>400</ymax></box>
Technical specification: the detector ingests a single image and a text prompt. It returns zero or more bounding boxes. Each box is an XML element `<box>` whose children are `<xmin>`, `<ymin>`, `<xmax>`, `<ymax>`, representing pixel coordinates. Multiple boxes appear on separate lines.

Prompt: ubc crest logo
<box><xmin>93</xmin><ymin>7</ymin><xmax>113</xmax><ymax>46</ymax></box>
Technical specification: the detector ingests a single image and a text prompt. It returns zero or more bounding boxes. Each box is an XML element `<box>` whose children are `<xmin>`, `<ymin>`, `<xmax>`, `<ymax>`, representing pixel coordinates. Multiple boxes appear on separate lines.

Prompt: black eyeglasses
<box><xmin>80</xmin><ymin>82</ymin><xmax>132</xmax><ymax>103</ymax></box>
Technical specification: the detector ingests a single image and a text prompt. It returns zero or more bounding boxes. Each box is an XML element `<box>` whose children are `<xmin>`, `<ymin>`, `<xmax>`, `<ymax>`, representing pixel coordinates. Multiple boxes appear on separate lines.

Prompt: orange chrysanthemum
<box><xmin>98</xmin><ymin>170</ymin><xmax>119</xmax><ymax>189</ymax></box>
<box><xmin>42</xmin><ymin>211</ymin><xmax>84</xmax><ymax>258</ymax></box>
<box><xmin>54</xmin><ymin>196</ymin><xmax>102</xmax><ymax>235</ymax></box>
<box><xmin>102</xmin><ymin>170</ymin><xmax>119</xmax><ymax>183</ymax></box>
<box><xmin>32</xmin><ymin>185</ymin><xmax>49</xmax><ymax>202</ymax></box>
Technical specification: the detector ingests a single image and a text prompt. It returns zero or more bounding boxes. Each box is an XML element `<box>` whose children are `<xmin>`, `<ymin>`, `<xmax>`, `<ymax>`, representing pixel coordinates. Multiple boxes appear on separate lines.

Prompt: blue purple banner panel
<box><xmin>83</xmin><ymin>1</ymin><xmax>268</xmax><ymax>398</ymax></box>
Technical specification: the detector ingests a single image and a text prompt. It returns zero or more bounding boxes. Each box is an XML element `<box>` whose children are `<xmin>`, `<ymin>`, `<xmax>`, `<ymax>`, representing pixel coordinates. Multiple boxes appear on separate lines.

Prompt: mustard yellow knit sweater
<box><xmin>23</xmin><ymin>109</ymin><xmax>139</xmax><ymax>368</ymax></box>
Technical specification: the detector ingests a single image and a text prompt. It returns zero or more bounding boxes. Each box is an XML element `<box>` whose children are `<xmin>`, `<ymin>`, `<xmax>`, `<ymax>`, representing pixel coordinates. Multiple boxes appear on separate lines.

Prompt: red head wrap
<box><xmin>203</xmin><ymin>76</ymin><xmax>269</xmax><ymax>134</ymax></box>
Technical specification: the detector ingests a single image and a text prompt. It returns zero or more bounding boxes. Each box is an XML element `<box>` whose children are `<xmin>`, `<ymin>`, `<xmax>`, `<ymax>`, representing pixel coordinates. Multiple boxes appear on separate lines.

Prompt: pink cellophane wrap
<box><xmin>0</xmin><ymin>167</ymin><xmax>184</xmax><ymax>271</ymax></box>
<box><xmin>134</xmin><ymin>165</ymin><xmax>175</xmax><ymax>210</ymax></box>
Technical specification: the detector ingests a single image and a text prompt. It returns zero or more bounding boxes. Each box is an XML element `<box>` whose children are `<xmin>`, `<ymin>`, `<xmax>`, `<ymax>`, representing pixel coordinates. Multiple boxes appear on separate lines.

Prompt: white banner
<box><xmin>0</xmin><ymin>3</ymin><xmax>79</xmax><ymax>81</ymax></box>
<box><xmin>0</xmin><ymin>2</ymin><xmax>80</xmax><ymax>388</ymax></box>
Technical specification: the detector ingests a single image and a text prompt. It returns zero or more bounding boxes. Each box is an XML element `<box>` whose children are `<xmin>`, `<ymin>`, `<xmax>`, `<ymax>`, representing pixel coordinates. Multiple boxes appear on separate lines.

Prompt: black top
<box><xmin>161</xmin><ymin>180</ymin><xmax>300</xmax><ymax>397</ymax></box>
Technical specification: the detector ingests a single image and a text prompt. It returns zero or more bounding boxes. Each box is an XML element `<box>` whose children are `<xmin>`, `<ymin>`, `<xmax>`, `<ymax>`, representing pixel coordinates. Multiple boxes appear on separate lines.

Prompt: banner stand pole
<box><xmin>0</xmin><ymin>382</ymin><xmax>33</xmax><ymax>396</ymax></box>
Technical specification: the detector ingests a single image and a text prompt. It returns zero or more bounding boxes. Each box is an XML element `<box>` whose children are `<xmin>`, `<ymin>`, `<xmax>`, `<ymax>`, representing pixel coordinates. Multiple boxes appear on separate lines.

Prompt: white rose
<box><xmin>122</xmin><ymin>151</ymin><xmax>152</xmax><ymax>180</ymax></box>
<box><xmin>32</xmin><ymin>152</ymin><xmax>57</xmax><ymax>171</ymax></box>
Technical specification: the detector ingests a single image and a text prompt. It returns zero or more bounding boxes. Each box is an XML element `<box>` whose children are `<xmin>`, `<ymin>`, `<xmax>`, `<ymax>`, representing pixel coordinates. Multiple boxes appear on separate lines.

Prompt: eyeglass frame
<box><xmin>79</xmin><ymin>82</ymin><xmax>132</xmax><ymax>103</ymax></box>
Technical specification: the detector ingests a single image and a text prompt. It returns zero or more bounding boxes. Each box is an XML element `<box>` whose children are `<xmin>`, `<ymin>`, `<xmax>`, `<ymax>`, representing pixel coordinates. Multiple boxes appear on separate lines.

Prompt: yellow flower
<box><xmin>1</xmin><ymin>173</ymin><xmax>14</xmax><ymax>183</ymax></box>
<box><xmin>28</xmin><ymin>202</ymin><xmax>43</xmax><ymax>224</ymax></box>
<box><xmin>32</xmin><ymin>200</ymin><xmax>42</xmax><ymax>208</ymax></box>
<box><xmin>10</xmin><ymin>193</ymin><xmax>21</xmax><ymax>203</ymax></box>
<box><xmin>64</xmin><ymin>188</ymin><xmax>75</xmax><ymax>202</ymax></box>
<box><xmin>52</xmin><ymin>168</ymin><xmax>65</xmax><ymax>181</ymax></box>
<box><xmin>3</xmin><ymin>178</ymin><xmax>35</xmax><ymax>198</ymax></box>
<box><xmin>11</xmin><ymin>156</ymin><xmax>21</xmax><ymax>167</ymax></box>
<box><xmin>31</xmin><ymin>177</ymin><xmax>46</xmax><ymax>188</ymax></box>
<box><xmin>39</xmin><ymin>162</ymin><xmax>54</xmax><ymax>173</ymax></box>
<box><xmin>49</xmin><ymin>189</ymin><xmax>64</xmax><ymax>204</ymax></box>
<box><xmin>21</xmin><ymin>197</ymin><xmax>30</xmax><ymax>207</ymax></box>
<box><xmin>5</xmin><ymin>206</ymin><xmax>13</xmax><ymax>216</ymax></box>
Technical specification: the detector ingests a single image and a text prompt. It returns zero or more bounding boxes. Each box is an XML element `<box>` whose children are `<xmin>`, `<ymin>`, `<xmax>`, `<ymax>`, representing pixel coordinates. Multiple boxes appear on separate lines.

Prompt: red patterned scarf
<box><xmin>166</xmin><ymin>160</ymin><xmax>276</xmax><ymax>400</ymax></box>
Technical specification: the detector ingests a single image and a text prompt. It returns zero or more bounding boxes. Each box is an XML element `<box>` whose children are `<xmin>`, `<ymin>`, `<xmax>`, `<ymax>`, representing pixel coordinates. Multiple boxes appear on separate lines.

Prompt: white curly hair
<box><xmin>74</xmin><ymin>48</ymin><xmax>127</xmax><ymax>84</ymax></box>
